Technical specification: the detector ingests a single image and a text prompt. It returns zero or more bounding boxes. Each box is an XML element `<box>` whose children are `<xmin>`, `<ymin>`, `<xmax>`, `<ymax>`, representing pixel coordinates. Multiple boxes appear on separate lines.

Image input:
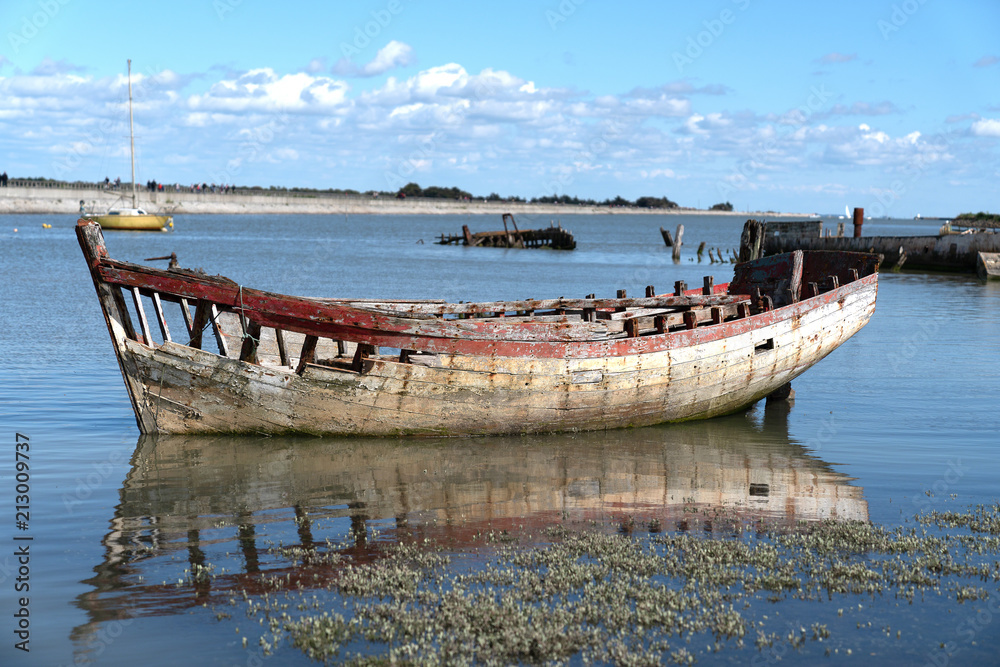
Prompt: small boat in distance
<box><xmin>91</xmin><ymin>207</ymin><xmax>172</xmax><ymax>231</ymax></box>
<box><xmin>76</xmin><ymin>218</ymin><xmax>880</xmax><ymax>436</ymax></box>
<box><xmin>85</xmin><ymin>60</ymin><xmax>172</xmax><ymax>232</ymax></box>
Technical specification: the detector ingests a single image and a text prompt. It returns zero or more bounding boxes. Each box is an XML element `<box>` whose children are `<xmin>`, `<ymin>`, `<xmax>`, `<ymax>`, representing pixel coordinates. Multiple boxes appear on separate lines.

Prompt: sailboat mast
<box><xmin>128</xmin><ymin>59</ymin><xmax>136</xmax><ymax>209</ymax></box>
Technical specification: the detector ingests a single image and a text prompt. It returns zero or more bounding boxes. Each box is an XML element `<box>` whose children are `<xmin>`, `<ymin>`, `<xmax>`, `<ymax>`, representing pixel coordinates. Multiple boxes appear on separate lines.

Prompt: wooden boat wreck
<box><xmin>77</xmin><ymin>218</ymin><xmax>880</xmax><ymax>436</ymax></box>
<box><xmin>763</xmin><ymin>210</ymin><xmax>1000</xmax><ymax>273</ymax></box>
<box><xmin>437</xmin><ymin>213</ymin><xmax>576</xmax><ymax>249</ymax></box>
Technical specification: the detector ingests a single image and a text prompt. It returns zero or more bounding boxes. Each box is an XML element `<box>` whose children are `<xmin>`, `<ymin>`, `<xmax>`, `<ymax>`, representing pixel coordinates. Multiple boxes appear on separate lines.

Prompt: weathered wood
<box><xmin>297</xmin><ymin>335</ymin><xmax>318</xmax><ymax>374</ymax></box>
<box><xmin>179</xmin><ymin>298</ymin><xmax>195</xmax><ymax>338</ymax></box>
<box><xmin>977</xmin><ymin>252</ymin><xmax>1000</xmax><ymax>281</ymax></box>
<box><xmin>75</xmin><ymin>219</ymin><xmax>881</xmax><ymax>436</ymax></box>
<box><xmin>660</xmin><ymin>227</ymin><xmax>674</xmax><ymax>246</ymax></box>
<box><xmin>239</xmin><ymin>320</ymin><xmax>262</xmax><ymax>364</ymax></box>
<box><xmin>275</xmin><ymin>328</ymin><xmax>289</xmax><ymax>366</ymax></box>
<box><xmin>189</xmin><ymin>300</ymin><xmax>209</xmax><ymax>349</ymax></box>
<box><xmin>210</xmin><ymin>304</ymin><xmax>229</xmax><ymax>357</ymax></box>
<box><xmin>151</xmin><ymin>291</ymin><xmax>171</xmax><ymax>343</ymax></box>
<box><xmin>442</xmin><ymin>217</ymin><xmax>575</xmax><ymax>250</ymax></box>
<box><xmin>763</xmin><ymin>226</ymin><xmax>1000</xmax><ymax>273</ymax></box>
<box><xmin>672</xmin><ymin>224</ymin><xmax>684</xmax><ymax>261</ymax></box>
<box><xmin>131</xmin><ymin>287</ymin><xmax>153</xmax><ymax>345</ymax></box>
<box><xmin>739</xmin><ymin>220</ymin><xmax>766</xmax><ymax>263</ymax></box>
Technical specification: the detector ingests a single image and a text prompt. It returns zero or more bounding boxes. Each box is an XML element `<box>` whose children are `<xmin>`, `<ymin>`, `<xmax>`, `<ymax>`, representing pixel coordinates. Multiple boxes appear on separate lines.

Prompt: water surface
<box><xmin>1</xmin><ymin>213</ymin><xmax>997</xmax><ymax>665</ymax></box>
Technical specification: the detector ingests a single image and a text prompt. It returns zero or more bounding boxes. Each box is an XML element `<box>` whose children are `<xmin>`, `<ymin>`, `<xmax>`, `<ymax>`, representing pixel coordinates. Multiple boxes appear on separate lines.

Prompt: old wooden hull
<box><xmin>77</xmin><ymin>219</ymin><xmax>878</xmax><ymax>436</ymax></box>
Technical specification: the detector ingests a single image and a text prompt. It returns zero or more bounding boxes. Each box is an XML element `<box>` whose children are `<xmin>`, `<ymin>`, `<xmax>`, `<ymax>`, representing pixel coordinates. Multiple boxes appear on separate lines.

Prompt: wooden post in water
<box><xmin>672</xmin><ymin>224</ymin><xmax>684</xmax><ymax>261</ymax></box>
<box><xmin>853</xmin><ymin>207</ymin><xmax>864</xmax><ymax>238</ymax></box>
<box><xmin>660</xmin><ymin>227</ymin><xmax>674</xmax><ymax>246</ymax></box>
<box><xmin>738</xmin><ymin>219</ymin><xmax>765</xmax><ymax>263</ymax></box>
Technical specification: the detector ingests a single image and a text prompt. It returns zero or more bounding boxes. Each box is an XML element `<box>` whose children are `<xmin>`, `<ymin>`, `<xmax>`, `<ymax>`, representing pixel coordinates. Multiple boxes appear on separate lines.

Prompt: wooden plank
<box><xmin>210</xmin><ymin>304</ymin><xmax>229</xmax><ymax>357</ymax></box>
<box><xmin>112</xmin><ymin>286</ymin><xmax>138</xmax><ymax>341</ymax></box>
<box><xmin>275</xmin><ymin>328</ymin><xmax>289</xmax><ymax>366</ymax></box>
<box><xmin>239</xmin><ymin>320</ymin><xmax>262</xmax><ymax>364</ymax></box>
<box><xmin>131</xmin><ymin>287</ymin><xmax>153</xmax><ymax>345</ymax></box>
<box><xmin>151</xmin><ymin>292</ymin><xmax>172</xmax><ymax>342</ymax></box>
<box><xmin>96</xmin><ymin>261</ymin><xmax>748</xmax><ymax>314</ymax></box>
<box><xmin>296</xmin><ymin>335</ymin><xmax>318</xmax><ymax>374</ymax></box>
<box><xmin>189</xmin><ymin>300</ymin><xmax>209</xmax><ymax>349</ymax></box>
<box><xmin>977</xmin><ymin>252</ymin><xmax>1000</xmax><ymax>280</ymax></box>
<box><xmin>179</xmin><ymin>298</ymin><xmax>195</xmax><ymax>337</ymax></box>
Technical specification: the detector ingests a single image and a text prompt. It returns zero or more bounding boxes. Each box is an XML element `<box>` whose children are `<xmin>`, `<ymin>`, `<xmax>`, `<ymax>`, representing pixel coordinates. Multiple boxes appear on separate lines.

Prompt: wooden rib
<box><xmin>275</xmin><ymin>328</ymin><xmax>289</xmax><ymax>367</ymax></box>
<box><xmin>210</xmin><ymin>305</ymin><xmax>230</xmax><ymax>357</ymax></box>
<box><xmin>113</xmin><ymin>286</ymin><xmax>138</xmax><ymax>340</ymax></box>
<box><xmin>131</xmin><ymin>287</ymin><xmax>153</xmax><ymax>345</ymax></box>
<box><xmin>189</xmin><ymin>300</ymin><xmax>209</xmax><ymax>349</ymax></box>
<box><xmin>297</xmin><ymin>335</ymin><xmax>318</xmax><ymax>374</ymax></box>
<box><xmin>239</xmin><ymin>320</ymin><xmax>262</xmax><ymax>364</ymax></box>
<box><xmin>179</xmin><ymin>298</ymin><xmax>195</xmax><ymax>337</ymax></box>
<box><xmin>151</xmin><ymin>292</ymin><xmax>172</xmax><ymax>342</ymax></box>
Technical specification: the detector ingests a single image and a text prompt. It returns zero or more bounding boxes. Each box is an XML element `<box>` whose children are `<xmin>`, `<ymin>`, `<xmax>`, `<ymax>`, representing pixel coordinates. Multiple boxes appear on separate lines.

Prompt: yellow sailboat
<box><xmin>87</xmin><ymin>60</ymin><xmax>173</xmax><ymax>232</ymax></box>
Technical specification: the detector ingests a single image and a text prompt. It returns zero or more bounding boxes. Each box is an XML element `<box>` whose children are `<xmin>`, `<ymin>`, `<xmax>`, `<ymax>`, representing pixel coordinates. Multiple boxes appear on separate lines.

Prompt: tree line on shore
<box><xmin>6</xmin><ymin>176</ymin><xmax>739</xmax><ymax>211</ymax></box>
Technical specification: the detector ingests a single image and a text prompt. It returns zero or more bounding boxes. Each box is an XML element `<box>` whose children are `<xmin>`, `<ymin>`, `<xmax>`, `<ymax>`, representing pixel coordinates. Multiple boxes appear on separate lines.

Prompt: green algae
<box><xmin>220</xmin><ymin>504</ymin><xmax>1000</xmax><ymax>665</ymax></box>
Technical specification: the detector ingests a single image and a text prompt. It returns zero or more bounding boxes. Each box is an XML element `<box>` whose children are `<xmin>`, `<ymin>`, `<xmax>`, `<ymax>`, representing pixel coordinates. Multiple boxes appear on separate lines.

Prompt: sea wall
<box><xmin>0</xmin><ymin>184</ymin><xmax>812</xmax><ymax>217</ymax></box>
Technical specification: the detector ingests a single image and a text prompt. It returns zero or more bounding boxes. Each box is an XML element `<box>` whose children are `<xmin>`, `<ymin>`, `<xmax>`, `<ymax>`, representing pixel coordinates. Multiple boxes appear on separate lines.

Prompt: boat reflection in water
<box><xmin>73</xmin><ymin>404</ymin><xmax>865</xmax><ymax>651</ymax></box>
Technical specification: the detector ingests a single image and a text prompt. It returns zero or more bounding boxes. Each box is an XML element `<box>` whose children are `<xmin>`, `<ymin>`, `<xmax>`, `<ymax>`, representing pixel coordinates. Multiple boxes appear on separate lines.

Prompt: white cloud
<box><xmin>187</xmin><ymin>69</ymin><xmax>350</xmax><ymax>113</ymax></box>
<box><xmin>971</xmin><ymin>118</ymin><xmax>1000</xmax><ymax>137</ymax></box>
<box><xmin>333</xmin><ymin>41</ymin><xmax>415</xmax><ymax>77</ymax></box>
<box><xmin>0</xmin><ymin>56</ymin><xmax>992</xmax><ymax>213</ymax></box>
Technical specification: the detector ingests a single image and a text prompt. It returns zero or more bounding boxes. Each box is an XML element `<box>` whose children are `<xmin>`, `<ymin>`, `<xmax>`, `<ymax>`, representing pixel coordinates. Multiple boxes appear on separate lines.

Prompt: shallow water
<box><xmin>1</xmin><ymin>213</ymin><xmax>998</xmax><ymax>665</ymax></box>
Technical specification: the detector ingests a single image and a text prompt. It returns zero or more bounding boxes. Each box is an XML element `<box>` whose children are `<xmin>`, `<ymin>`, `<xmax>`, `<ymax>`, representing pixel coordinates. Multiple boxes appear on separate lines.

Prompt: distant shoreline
<box><xmin>0</xmin><ymin>185</ymin><xmax>817</xmax><ymax>218</ymax></box>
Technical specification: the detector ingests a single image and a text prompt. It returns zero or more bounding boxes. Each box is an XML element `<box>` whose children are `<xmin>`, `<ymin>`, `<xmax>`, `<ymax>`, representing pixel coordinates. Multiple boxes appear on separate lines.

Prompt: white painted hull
<box><xmin>111</xmin><ymin>278</ymin><xmax>876</xmax><ymax>436</ymax></box>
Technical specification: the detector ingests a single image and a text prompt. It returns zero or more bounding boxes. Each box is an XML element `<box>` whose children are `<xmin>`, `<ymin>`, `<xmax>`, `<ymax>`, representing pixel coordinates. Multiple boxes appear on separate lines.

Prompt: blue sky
<box><xmin>1</xmin><ymin>0</ymin><xmax>998</xmax><ymax>216</ymax></box>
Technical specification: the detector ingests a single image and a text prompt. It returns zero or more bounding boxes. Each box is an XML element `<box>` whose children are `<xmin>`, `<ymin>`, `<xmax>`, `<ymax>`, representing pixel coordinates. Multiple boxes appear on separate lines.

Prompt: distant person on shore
<box><xmin>1</xmin><ymin>171</ymin><xmax>8</xmax><ymax>186</ymax></box>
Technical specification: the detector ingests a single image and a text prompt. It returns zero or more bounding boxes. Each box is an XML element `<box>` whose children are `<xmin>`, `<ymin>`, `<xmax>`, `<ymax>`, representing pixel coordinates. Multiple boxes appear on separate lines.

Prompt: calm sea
<box><xmin>1</xmin><ymin>213</ymin><xmax>998</xmax><ymax>665</ymax></box>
